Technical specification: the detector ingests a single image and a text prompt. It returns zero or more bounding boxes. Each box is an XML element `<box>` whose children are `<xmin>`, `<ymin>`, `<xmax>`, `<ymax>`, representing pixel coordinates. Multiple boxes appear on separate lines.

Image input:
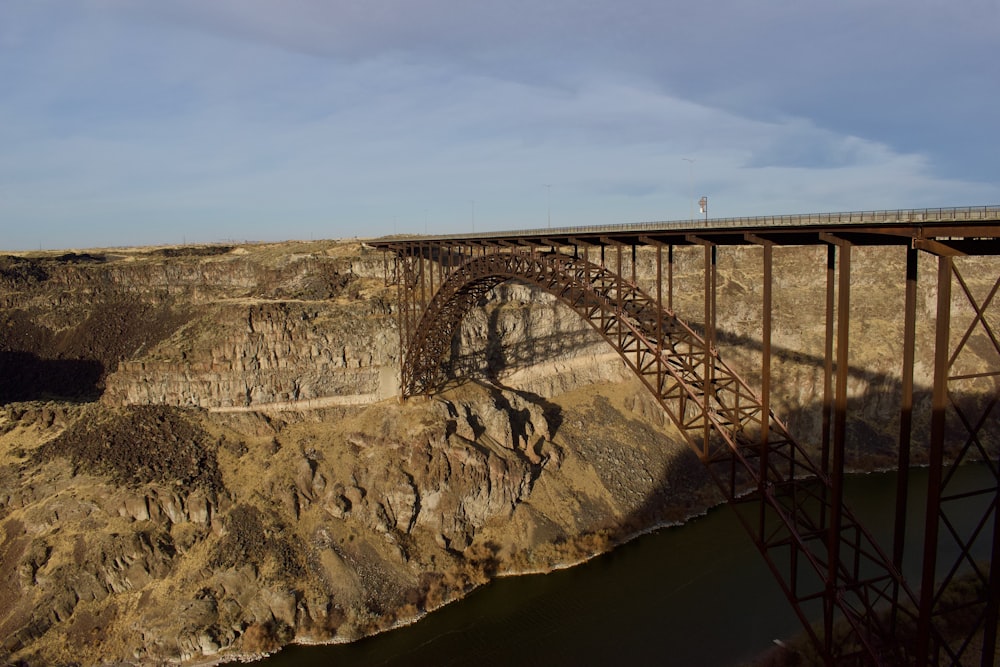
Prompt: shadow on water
<box><xmin>0</xmin><ymin>351</ymin><xmax>104</xmax><ymax>403</ymax></box>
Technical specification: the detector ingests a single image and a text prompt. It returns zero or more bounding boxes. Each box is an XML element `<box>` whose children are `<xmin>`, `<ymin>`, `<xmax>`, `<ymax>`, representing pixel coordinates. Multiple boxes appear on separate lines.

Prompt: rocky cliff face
<box><xmin>0</xmin><ymin>239</ymin><xmax>995</xmax><ymax>665</ymax></box>
<box><xmin>1</xmin><ymin>383</ymin><xmax>700</xmax><ymax>665</ymax></box>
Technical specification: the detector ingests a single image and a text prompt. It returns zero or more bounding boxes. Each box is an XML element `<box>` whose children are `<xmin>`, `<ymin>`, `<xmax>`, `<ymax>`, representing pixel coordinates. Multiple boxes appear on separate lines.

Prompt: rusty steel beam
<box><xmin>892</xmin><ymin>246</ymin><xmax>919</xmax><ymax>640</ymax></box>
<box><xmin>704</xmin><ymin>243</ymin><xmax>715</xmax><ymax>458</ymax></box>
<box><xmin>683</xmin><ymin>238</ymin><xmax>719</xmax><ymax>459</ymax></box>
<box><xmin>822</xmin><ymin>244</ymin><xmax>837</xmax><ymax>478</ymax></box>
<box><xmin>669</xmin><ymin>244</ymin><xmax>674</xmax><ymax>312</ymax></box>
<box><xmin>760</xmin><ymin>241</ymin><xmax>775</xmax><ymax>531</ymax></box>
<box><xmin>375</xmin><ymin>218</ymin><xmax>1000</xmax><ymax>664</ymax></box>
<box><xmin>917</xmin><ymin>256</ymin><xmax>953</xmax><ymax>666</ymax></box>
<box><xmin>829</xmin><ymin>237</ymin><xmax>852</xmax><ymax>659</ymax></box>
<box><xmin>394</xmin><ymin>245</ymin><xmax>918</xmax><ymax>663</ymax></box>
<box><xmin>428</xmin><ymin>243</ymin><xmax>436</xmax><ymax>300</ymax></box>
<box><xmin>656</xmin><ymin>244</ymin><xmax>664</xmax><ymax>404</ymax></box>
<box><xmin>911</xmin><ymin>254</ymin><xmax>1000</xmax><ymax>666</ymax></box>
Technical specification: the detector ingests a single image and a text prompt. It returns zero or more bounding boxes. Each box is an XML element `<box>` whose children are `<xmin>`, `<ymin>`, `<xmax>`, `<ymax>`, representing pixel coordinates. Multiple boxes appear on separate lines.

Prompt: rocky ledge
<box><xmin>1</xmin><ymin>239</ymin><xmax>993</xmax><ymax>665</ymax></box>
<box><xmin>1</xmin><ymin>379</ymin><xmax>711</xmax><ymax>665</ymax></box>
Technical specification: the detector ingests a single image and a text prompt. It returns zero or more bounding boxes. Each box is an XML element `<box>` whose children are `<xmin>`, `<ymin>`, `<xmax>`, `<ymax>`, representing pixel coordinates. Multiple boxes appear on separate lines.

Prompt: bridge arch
<box><xmin>404</xmin><ymin>251</ymin><xmax>754</xmax><ymax>459</ymax></box>
<box><xmin>399</xmin><ymin>247</ymin><xmax>916</xmax><ymax>662</ymax></box>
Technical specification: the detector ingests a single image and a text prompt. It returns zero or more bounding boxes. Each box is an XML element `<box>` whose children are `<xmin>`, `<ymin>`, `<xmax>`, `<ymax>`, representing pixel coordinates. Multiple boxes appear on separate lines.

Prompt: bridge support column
<box><xmin>828</xmin><ymin>238</ymin><xmax>853</xmax><ymax>659</ymax></box>
<box><xmin>656</xmin><ymin>244</ymin><xmax>663</xmax><ymax>394</ymax></box>
<box><xmin>704</xmin><ymin>243</ymin><xmax>717</xmax><ymax>353</ymax></box>
<box><xmin>892</xmin><ymin>246</ymin><xmax>918</xmax><ymax>637</ymax></box>
<box><xmin>821</xmin><ymin>243</ymin><xmax>837</xmax><ymax>478</ymax></box>
<box><xmin>750</xmin><ymin>238</ymin><xmax>775</xmax><ymax>544</ymax></box>
<box><xmin>762</xmin><ymin>243</ymin><xmax>774</xmax><ymax>491</ymax></box>
<box><xmin>704</xmin><ymin>243</ymin><xmax>717</xmax><ymax>459</ymax></box>
<box><xmin>908</xmin><ymin>251</ymin><xmax>1000</xmax><ymax>666</ymax></box>
<box><xmin>917</xmin><ymin>255</ymin><xmax>952</xmax><ymax>666</ymax></box>
<box><xmin>686</xmin><ymin>237</ymin><xmax>719</xmax><ymax>457</ymax></box>
<box><xmin>668</xmin><ymin>244</ymin><xmax>674</xmax><ymax>312</ymax></box>
<box><xmin>746</xmin><ymin>234</ymin><xmax>775</xmax><ymax>491</ymax></box>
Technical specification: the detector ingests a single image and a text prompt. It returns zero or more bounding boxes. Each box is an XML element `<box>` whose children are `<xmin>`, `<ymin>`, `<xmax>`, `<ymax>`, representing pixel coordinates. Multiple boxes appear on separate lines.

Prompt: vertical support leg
<box><xmin>396</xmin><ymin>254</ymin><xmax>406</xmax><ymax>398</ymax></box>
<box><xmin>759</xmin><ymin>241</ymin><xmax>774</xmax><ymax>555</ymax></box>
<box><xmin>434</xmin><ymin>244</ymin><xmax>441</xmax><ymax>291</ymax></box>
<box><xmin>826</xmin><ymin>241</ymin><xmax>852</xmax><ymax>659</ymax></box>
<box><xmin>892</xmin><ymin>246</ymin><xmax>918</xmax><ymax>634</ymax></box>
<box><xmin>419</xmin><ymin>242</ymin><xmax>427</xmax><ymax>312</ymax></box>
<box><xmin>404</xmin><ymin>251</ymin><xmax>412</xmax><ymax>366</ymax></box>
<box><xmin>668</xmin><ymin>245</ymin><xmax>674</xmax><ymax>313</ymax></box>
<box><xmin>703</xmin><ymin>243</ymin><xmax>717</xmax><ymax>457</ymax></box>
<box><xmin>707</xmin><ymin>244</ymin><xmax>717</xmax><ymax>352</ymax></box>
<box><xmin>631</xmin><ymin>243</ymin><xmax>638</xmax><ymax>286</ymax></box>
<box><xmin>632</xmin><ymin>243</ymin><xmax>641</xmax><ymax>368</ymax></box>
<box><xmin>616</xmin><ymin>244</ymin><xmax>624</xmax><ymax>349</ymax></box>
<box><xmin>760</xmin><ymin>242</ymin><xmax>773</xmax><ymax>488</ymax></box>
<box><xmin>983</xmin><ymin>472</ymin><xmax>1000</xmax><ymax>667</ymax></box>
<box><xmin>428</xmin><ymin>244</ymin><xmax>435</xmax><ymax>297</ymax></box>
<box><xmin>399</xmin><ymin>247</ymin><xmax>419</xmax><ymax>398</ymax></box>
<box><xmin>656</xmin><ymin>245</ymin><xmax>664</xmax><ymax>394</ymax></box>
<box><xmin>916</xmin><ymin>255</ymin><xmax>952</xmax><ymax>666</ymax></box>
<box><xmin>822</xmin><ymin>244</ymin><xmax>837</xmax><ymax>478</ymax></box>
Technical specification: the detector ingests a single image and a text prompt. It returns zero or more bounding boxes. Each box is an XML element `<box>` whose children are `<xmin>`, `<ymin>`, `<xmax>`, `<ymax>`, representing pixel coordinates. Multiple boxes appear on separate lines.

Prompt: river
<box><xmin>258</xmin><ymin>465</ymin><xmax>992</xmax><ymax>666</ymax></box>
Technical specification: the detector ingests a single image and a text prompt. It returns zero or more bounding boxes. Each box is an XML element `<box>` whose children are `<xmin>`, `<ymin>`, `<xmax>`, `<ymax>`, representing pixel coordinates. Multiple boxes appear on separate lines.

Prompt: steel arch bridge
<box><xmin>372</xmin><ymin>206</ymin><xmax>1000</xmax><ymax>666</ymax></box>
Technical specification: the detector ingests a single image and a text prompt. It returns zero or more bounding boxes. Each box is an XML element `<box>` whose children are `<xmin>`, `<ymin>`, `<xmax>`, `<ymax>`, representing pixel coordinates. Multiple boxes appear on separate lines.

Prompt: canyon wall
<box><xmin>1</xmin><ymin>239</ymin><xmax>996</xmax><ymax>665</ymax></box>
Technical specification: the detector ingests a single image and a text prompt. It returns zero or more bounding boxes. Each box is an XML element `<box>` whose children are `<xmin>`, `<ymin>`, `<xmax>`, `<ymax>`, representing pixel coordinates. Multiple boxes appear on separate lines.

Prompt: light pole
<box><xmin>681</xmin><ymin>157</ymin><xmax>695</xmax><ymax>221</ymax></box>
<box><xmin>471</xmin><ymin>200</ymin><xmax>475</xmax><ymax>233</ymax></box>
<box><xmin>544</xmin><ymin>184</ymin><xmax>552</xmax><ymax>228</ymax></box>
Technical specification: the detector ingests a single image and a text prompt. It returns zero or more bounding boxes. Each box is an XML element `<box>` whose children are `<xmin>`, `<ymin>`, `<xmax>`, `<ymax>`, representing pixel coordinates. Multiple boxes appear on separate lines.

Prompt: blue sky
<box><xmin>1</xmin><ymin>1</ymin><xmax>998</xmax><ymax>250</ymax></box>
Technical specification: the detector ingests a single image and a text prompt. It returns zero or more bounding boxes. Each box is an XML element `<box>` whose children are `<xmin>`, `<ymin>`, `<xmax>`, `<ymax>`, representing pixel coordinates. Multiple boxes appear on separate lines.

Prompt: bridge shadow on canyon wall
<box><xmin>443</xmin><ymin>298</ymin><xmax>998</xmax><ymax>474</ymax></box>
<box><xmin>0</xmin><ymin>351</ymin><xmax>105</xmax><ymax>404</ymax></box>
<box><xmin>437</xmin><ymin>295</ymin><xmax>998</xmax><ymax>662</ymax></box>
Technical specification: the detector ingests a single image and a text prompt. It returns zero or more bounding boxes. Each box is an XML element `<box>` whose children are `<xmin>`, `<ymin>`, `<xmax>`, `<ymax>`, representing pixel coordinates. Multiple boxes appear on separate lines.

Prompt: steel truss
<box><xmin>394</xmin><ymin>243</ymin><xmax>926</xmax><ymax>663</ymax></box>
<box><xmin>914</xmin><ymin>255</ymin><xmax>1000</xmax><ymax>666</ymax></box>
<box><xmin>379</xmin><ymin>218</ymin><xmax>1000</xmax><ymax>665</ymax></box>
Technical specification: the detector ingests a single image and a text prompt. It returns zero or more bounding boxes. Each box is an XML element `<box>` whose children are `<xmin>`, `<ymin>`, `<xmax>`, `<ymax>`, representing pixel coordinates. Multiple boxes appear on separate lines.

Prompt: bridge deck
<box><xmin>370</xmin><ymin>204</ymin><xmax>1000</xmax><ymax>250</ymax></box>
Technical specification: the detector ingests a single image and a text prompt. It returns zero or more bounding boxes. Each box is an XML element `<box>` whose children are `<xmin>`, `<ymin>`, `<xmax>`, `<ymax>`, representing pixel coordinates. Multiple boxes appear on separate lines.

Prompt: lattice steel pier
<box><xmin>372</xmin><ymin>206</ymin><xmax>1000</xmax><ymax>666</ymax></box>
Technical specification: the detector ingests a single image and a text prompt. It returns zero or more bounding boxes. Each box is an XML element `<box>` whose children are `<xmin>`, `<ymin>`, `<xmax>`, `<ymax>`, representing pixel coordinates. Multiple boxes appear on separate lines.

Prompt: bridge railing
<box><xmin>376</xmin><ymin>205</ymin><xmax>1000</xmax><ymax>244</ymax></box>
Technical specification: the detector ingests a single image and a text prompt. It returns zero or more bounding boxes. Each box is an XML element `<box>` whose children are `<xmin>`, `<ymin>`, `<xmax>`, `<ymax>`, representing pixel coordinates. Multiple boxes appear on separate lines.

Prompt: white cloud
<box><xmin>0</xmin><ymin>1</ymin><xmax>997</xmax><ymax>249</ymax></box>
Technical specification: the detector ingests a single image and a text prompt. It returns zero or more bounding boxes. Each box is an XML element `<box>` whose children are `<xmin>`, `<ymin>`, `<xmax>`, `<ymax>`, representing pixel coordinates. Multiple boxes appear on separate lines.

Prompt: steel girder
<box><xmin>398</xmin><ymin>246</ymin><xmax>924</xmax><ymax>664</ymax></box>
<box><xmin>914</xmin><ymin>256</ymin><xmax>1000</xmax><ymax>666</ymax></box>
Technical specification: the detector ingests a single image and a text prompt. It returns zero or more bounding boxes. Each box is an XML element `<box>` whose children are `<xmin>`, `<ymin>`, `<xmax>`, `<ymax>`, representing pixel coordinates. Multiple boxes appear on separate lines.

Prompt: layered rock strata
<box><xmin>1</xmin><ymin>239</ymin><xmax>996</xmax><ymax>665</ymax></box>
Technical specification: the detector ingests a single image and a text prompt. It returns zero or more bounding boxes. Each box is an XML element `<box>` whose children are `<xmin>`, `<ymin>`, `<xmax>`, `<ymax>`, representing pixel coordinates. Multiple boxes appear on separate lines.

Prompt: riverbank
<box><xmin>251</xmin><ymin>466</ymin><xmax>995</xmax><ymax>667</ymax></box>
